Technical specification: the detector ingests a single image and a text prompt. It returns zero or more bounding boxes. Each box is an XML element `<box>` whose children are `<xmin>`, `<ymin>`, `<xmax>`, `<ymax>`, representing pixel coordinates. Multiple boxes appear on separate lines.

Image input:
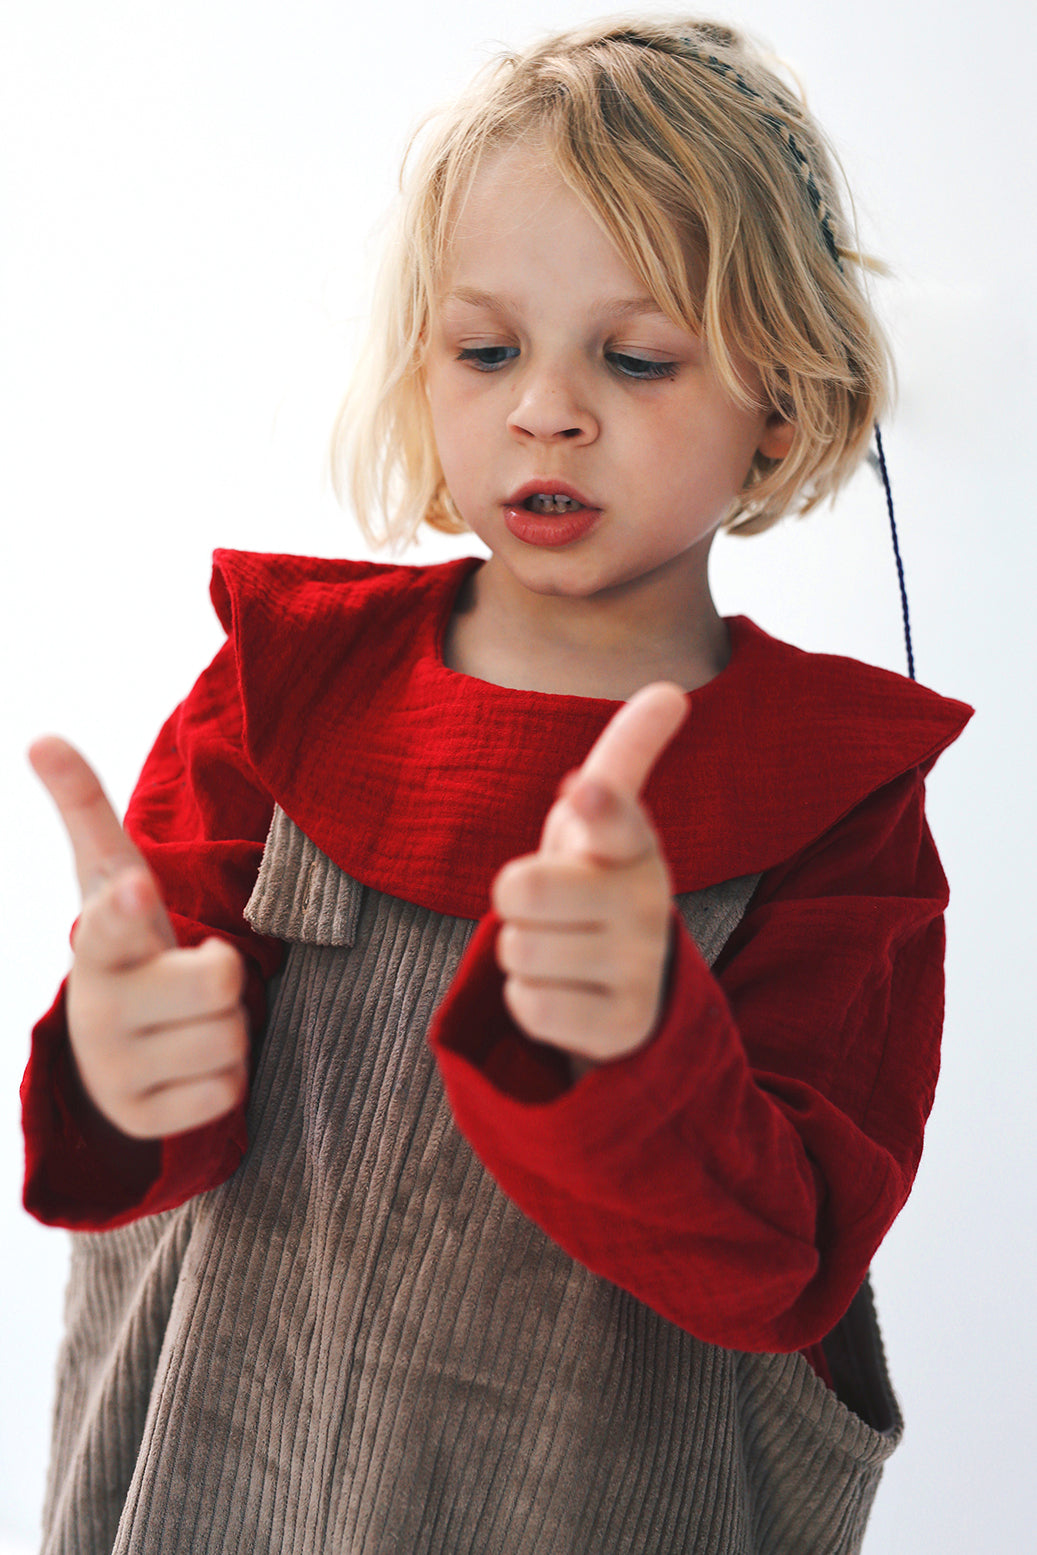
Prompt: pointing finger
<box><xmin>29</xmin><ymin>735</ymin><xmax>149</xmax><ymax>900</ymax></box>
<box><xmin>71</xmin><ymin>866</ymin><xmax>177</xmax><ymax>969</ymax></box>
<box><xmin>578</xmin><ymin>682</ymin><xmax>689</xmax><ymax>799</ymax></box>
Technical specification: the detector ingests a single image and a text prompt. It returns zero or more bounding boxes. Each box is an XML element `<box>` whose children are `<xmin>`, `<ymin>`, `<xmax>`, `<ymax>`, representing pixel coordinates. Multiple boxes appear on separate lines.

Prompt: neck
<box><xmin>444</xmin><ymin>547</ymin><xmax>730</xmax><ymax>701</ymax></box>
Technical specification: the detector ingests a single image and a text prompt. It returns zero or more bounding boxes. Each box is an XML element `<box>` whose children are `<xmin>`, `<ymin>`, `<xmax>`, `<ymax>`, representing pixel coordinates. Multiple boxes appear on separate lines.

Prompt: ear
<box><xmin>757</xmin><ymin>410</ymin><xmax>795</xmax><ymax>461</ymax></box>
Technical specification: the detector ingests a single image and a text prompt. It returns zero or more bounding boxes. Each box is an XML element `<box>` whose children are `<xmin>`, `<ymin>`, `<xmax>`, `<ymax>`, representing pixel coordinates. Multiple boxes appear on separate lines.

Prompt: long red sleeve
<box><xmin>21</xmin><ymin>639</ymin><xmax>283</xmax><ymax>1229</ymax></box>
<box><xmin>22</xmin><ymin>547</ymin><xmax>970</xmax><ymax>1329</ymax></box>
<box><xmin>428</xmin><ymin>766</ymin><xmax>946</xmax><ymax>1353</ymax></box>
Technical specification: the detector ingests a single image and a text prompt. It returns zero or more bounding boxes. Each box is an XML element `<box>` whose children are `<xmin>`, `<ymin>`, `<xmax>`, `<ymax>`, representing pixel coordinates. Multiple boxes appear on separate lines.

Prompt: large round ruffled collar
<box><xmin>210</xmin><ymin>549</ymin><xmax>972</xmax><ymax>919</ymax></box>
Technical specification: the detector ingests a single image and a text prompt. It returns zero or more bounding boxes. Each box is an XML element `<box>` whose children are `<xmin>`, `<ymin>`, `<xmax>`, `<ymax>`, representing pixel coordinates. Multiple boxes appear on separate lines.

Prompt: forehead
<box><xmin>456</xmin><ymin>138</ymin><xmax>557</xmax><ymax>208</ymax></box>
<box><xmin>446</xmin><ymin>141</ymin><xmax>600</xmax><ymax>248</ymax></box>
<box><xmin>436</xmin><ymin>139</ymin><xmax>704</xmax><ymax>313</ymax></box>
<box><xmin>438</xmin><ymin>143</ymin><xmax>637</xmax><ymax>295</ymax></box>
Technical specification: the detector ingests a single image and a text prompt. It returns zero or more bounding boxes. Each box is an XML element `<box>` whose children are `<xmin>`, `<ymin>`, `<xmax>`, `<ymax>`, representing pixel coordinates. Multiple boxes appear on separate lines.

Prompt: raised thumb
<box><xmin>541</xmin><ymin>775</ymin><xmax>656</xmax><ymax>865</ymax></box>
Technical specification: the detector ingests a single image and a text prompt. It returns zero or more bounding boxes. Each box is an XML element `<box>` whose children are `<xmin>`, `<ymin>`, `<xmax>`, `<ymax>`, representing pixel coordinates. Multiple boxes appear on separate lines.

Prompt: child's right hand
<box><xmin>29</xmin><ymin>737</ymin><xmax>250</xmax><ymax>1140</ymax></box>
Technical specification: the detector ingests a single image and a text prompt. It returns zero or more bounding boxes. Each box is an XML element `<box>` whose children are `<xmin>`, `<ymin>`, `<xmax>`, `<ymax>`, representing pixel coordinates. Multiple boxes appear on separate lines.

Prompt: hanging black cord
<box><xmin>872</xmin><ymin>424</ymin><xmax>915</xmax><ymax>680</ymax></box>
<box><xmin>675</xmin><ymin>46</ymin><xmax>917</xmax><ymax>679</ymax></box>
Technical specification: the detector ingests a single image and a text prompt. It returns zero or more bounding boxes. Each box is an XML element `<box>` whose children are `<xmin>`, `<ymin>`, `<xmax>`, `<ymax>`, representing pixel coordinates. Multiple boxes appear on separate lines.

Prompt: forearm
<box><xmin>429</xmin><ymin>772</ymin><xmax>948</xmax><ymax>1351</ymax></box>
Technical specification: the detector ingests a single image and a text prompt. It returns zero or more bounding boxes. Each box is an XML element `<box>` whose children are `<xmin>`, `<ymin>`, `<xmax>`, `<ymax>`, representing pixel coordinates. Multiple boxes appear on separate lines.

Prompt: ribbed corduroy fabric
<box><xmin>41</xmin><ymin>808</ymin><xmax>901</xmax><ymax>1554</ymax></box>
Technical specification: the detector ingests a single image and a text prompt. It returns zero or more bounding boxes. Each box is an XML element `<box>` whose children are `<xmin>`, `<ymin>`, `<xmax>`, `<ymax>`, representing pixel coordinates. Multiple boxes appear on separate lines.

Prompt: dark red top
<box><xmin>22</xmin><ymin>549</ymin><xmax>972</xmax><ymax>1360</ymax></box>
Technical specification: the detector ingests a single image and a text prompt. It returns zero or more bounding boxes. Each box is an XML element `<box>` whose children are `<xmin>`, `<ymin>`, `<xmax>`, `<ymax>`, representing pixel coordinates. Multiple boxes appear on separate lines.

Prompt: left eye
<box><xmin>457</xmin><ymin>346</ymin><xmax>519</xmax><ymax>371</ymax></box>
<box><xmin>607</xmin><ymin>353</ymin><xmax>678</xmax><ymax>381</ymax></box>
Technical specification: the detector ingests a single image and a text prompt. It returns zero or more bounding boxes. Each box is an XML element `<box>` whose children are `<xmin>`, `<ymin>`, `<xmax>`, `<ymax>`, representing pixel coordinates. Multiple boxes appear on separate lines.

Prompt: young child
<box><xmin>23</xmin><ymin>16</ymin><xmax>971</xmax><ymax>1555</ymax></box>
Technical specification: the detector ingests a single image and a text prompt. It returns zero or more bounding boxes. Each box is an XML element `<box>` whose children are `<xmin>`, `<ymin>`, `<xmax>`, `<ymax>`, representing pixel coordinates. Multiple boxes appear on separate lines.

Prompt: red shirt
<box><xmin>22</xmin><ymin>550</ymin><xmax>972</xmax><ymax>1361</ymax></box>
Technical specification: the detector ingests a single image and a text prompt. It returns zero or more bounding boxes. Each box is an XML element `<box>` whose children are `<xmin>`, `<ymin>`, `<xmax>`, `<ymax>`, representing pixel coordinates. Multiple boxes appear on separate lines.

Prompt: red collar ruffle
<box><xmin>210</xmin><ymin>549</ymin><xmax>973</xmax><ymax>920</ymax></box>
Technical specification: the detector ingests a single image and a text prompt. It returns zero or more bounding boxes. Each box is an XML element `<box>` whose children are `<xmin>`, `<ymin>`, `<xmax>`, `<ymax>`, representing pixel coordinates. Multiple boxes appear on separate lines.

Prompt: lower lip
<box><xmin>503</xmin><ymin>505</ymin><xmax>602</xmax><ymax>547</ymax></box>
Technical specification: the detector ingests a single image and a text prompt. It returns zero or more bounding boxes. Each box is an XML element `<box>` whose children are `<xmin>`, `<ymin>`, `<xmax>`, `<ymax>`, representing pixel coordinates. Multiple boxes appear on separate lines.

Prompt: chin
<box><xmin>502</xmin><ymin>548</ymin><xmax>604</xmax><ymax>587</ymax></box>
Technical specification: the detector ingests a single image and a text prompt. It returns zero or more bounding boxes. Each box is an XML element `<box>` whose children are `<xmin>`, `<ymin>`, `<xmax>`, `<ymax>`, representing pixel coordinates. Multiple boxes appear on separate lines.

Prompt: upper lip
<box><xmin>503</xmin><ymin>479</ymin><xmax>600</xmax><ymax>509</ymax></box>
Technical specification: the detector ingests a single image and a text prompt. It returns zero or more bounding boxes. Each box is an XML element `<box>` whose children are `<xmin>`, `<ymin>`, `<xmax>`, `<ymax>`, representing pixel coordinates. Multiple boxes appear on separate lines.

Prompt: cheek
<box><xmin>426</xmin><ymin>379</ymin><xmax>483</xmax><ymax>495</ymax></box>
<box><xmin>634</xmin><ymin>403</ymin><xmax>763</xmax><ymax>515</ymax></box>
<box><xmin>668</xmin><ymin>396</ymin><xmax>766</xmax><ymax>481</ymax></box>
<box><xmin>429</xmin><ymin>367</ymin><xmax>500</xmax><ymax>448</ymax></box>
<box><xmin>425</xmin><ymin>374</ymin><xmax>458</xmax><ymax>453</ymax></box>
<box><xmin>428</xmin><ymin>365</ymin><xmax>476</xmax><ymax>430</ymax></box>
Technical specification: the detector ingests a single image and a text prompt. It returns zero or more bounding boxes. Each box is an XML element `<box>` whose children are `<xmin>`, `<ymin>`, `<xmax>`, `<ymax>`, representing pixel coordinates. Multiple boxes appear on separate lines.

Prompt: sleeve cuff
<box><xmin>428</xmin><ymin>906</ymin><xmax>732</xmax><ymax>1179</ymax></box>
<box><xmin>21</xmin><ymin>979</ymin><xmax>249</xmax><ymax>1231</ymax></box>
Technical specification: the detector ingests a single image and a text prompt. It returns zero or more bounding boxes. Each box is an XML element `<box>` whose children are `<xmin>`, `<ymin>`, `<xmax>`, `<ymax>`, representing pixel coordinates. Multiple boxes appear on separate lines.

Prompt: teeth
<box><xmin>526</xmin><ymin>493</ymin><xmax>582</xmax><ymax>514</ymax></box>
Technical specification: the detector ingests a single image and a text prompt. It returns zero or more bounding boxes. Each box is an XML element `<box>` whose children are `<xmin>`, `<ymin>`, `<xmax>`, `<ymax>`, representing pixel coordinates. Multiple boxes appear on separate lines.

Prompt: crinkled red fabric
<box><xmin>22</xmin><ymin>550</ymin><xmax>972</xmax><ymax>1359</ymax></box>
<box><xmin>21</xmin><ymin>638</ymin><xmax>282</xmax><ymax>1227</ymax></box>
<box><xmin>430</xmin><ymin>764</ymin><xmax>947</xmax><ymax>1351</ymax></box>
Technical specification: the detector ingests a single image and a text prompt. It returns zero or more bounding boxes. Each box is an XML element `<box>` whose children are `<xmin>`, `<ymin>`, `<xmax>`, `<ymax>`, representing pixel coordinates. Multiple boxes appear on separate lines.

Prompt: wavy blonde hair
<box><xmin>332</xmin><ymin>14</ymin><xmax>893</xmax><ymax>550</ymax></box>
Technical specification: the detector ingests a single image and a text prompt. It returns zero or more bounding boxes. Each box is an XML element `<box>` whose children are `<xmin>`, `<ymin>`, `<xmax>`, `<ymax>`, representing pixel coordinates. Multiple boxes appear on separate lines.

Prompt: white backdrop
<box><xmin>2</xmin><ymin>2</ymin><xmax>1033</xmax><ymax>1549</ymax></box>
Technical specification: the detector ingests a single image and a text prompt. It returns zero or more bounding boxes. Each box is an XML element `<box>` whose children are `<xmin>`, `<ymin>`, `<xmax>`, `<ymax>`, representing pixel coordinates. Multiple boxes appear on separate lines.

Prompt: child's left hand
<box><xmin>491</xmin><ymin>683</ymin><xmax>689</xmax><ymax>1069</ymax></box>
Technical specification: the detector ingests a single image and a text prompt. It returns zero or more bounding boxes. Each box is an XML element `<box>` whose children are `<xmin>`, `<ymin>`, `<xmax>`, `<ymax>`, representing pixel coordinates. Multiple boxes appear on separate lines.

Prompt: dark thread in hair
<box><xmin>679</xmin><ymin>45</ymin><xmax>843</xmax><ymax>270</ymax></box>
<box><xmin>681</xmin><ymin>39</ymin><xmax>915</xmax><ymax>678</ymax></box>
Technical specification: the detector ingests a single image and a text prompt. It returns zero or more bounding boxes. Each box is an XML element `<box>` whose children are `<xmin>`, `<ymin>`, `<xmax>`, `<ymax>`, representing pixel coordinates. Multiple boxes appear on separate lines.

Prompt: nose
<box><xmin>506</xmin><ymin>359</ymin><xmax>599</xmax><ymax>445</ymax></box>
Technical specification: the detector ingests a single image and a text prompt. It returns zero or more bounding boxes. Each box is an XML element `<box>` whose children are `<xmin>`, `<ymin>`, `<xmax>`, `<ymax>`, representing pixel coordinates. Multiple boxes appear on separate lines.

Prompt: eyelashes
<box><xmin>455</xmin><ymin>346</ymin><xmax>678</xmax><ymax>381</ymax></box>
<box><xmin>457</xmin><ymin>346</ymin><xmax>519</xmax><ymax>371</ymax></box>
<box><xmin>608</xmin><ymin>353</ymin><xmax>678</xmax><ymax>381</ymax></box>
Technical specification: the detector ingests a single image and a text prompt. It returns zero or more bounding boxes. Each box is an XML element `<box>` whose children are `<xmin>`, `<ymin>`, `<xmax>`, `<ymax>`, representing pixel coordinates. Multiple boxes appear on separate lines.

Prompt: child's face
<box><xmin>424</xmin><ymin>142</ymin><xmax>791</xmax><ymax>609</ymax></box>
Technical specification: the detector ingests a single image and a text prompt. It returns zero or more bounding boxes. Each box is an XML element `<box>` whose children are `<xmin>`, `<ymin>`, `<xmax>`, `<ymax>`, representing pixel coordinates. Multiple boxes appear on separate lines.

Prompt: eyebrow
<box><xmin>442</xmin><ymin>286</ymin><xmax>670</xmax><ymax>321</ymax></box>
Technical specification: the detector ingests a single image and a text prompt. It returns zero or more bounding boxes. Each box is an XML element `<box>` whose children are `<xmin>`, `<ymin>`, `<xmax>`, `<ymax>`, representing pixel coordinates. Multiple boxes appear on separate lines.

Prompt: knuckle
<box><xmin>196</xmin><ymin>940</ymin><xmax>244</xmax><ymax>1007</ymax></box>
<box><xmin>114</xmin><ymin>1099</ymin><xmax>160</xmax><ymax>1140</ymax></box>
<box><xmin>521</xmin><ymin>873</ymin><xmax>549</xmax><ymax>915</ymax></box>
<box><xmin>523</xmin><ymin>982</ymin><xmax>548</xmax><ymax>1025</ymax></box>
<box><xmin>200</xmin><ymin>1067</ymin><xmax>246</xmax><ymax>1120</ymax></box>
<box><xmin>125</xmin><ymin>1094</ymin><xmax>174</xmax><ymax>1139</ymax></box>
<box><xmin>137</xmin><ymin>1066</ymin><xmax>246</xmax><ymax>1139</ymax></box>
<box><xmin>70</xmin><ymin>892</ymin><xmax>109</xmax><ymax>955</ymax></box>
<box><xmin>493</xmin><ymin>858</ymin><xmax>538</xmax><ymax>917</ymax></box>
<box><xmin>620</xmin><ymin>985</ymin><xmax>648</xmax><ymax>1029</ymax></box>
<box><xmin>597</xmin><ymin>1000</ymin><xmax>626</xmax><ymax>1044</ymax></box>
<box><xmin>627</xmin><ymin>899</ymin><xmax>670</xmax><ymax>954</ymax></box>
<box><xmin>204</xmin><ymin>1065</ymin><xmax>248</xmax><ymax>1121</ymax></box>
<box><xmin>184</xmin><ymin>1014</ymin><xmax>248</xmax><ymax>1079</ymax></box>
<box><xmin>503</xmin><ymin>974</ymin><xmax>547</xmax><ymax>1036</ymax></box>
<box><xmin>69</xmin><ymin>976</ymin><xmax>123</xmax><ymax>1047</ymax></box>
<box><xmin>600</xmin><ymin>930</ymin><xmax>640</xmax><ymax>987</ymax></box>
<box><xmin>73</xmin><ymin>877</ymin><xmax>157</xmax><ymax>967</ymax></box>
<box><xmin>107</xmin><ymin>1049</ymin><xmax>157</xmax><ymax>1109</ymax></box>
<box><xmin>630</xmin><ymin>935</ymin><xmax>663</xmax><ymax>985</ymax></box>
<box><xmin>217</xmin><ymin>1009</ymin><xmax>250</xmax><ymax>1063</ymax></box>
<box><xmin>497</xmin><ymin>923</ymin><xmax>529</xmax><ymax>974</ymax></box>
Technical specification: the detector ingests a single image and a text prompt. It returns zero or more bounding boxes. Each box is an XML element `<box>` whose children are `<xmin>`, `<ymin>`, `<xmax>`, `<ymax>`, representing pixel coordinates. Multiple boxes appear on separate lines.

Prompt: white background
<box><xmin>1</xmin><ymin>1</ymin><xmax>1033</xmax><ymax>1549</ymax></box>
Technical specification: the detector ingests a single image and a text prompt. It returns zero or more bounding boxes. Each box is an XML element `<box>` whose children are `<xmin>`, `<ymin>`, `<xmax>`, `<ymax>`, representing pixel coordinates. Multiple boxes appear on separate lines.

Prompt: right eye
<box><xmin>606</xmin><ymin>352</ymin><xmax>679</xmax><ymax>381</ymax></box>
<box><xmin>456</xmin><ymin>346</ymin><xmax>519</xmax><ymax>372</ymax></box>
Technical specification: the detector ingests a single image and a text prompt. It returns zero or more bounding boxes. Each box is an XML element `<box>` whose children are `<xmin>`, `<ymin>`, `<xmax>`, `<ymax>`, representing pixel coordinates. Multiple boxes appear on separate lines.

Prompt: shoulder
<box><xmin>207</xmin><ymin>547</ymin><xmax>476</xmax><ymax>715</ymax></box>
<box><xmin>727</xmin><ymin>616</ymin><xmax>973</xmax><ymax>778</ymax></box>
<box><xmin>209</xmin><ymin>547</ymin><xmax>466</xmax><ymax>648</ymax></box>
<box><xmin>645</xmin><ymin>617</ymin><xmax>974</xmax><ymax>887</ymax></box>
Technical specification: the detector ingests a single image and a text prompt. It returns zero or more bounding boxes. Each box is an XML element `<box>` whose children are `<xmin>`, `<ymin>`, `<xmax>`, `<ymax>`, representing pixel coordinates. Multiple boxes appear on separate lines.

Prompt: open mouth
<box><xmin>503</xmin><ymin>494</ymin><xmax>601</xmax><ymax>547</ymax></box>
<box><xmin>521</xmin><ymin>493</ymin><xmax>586</xmax><ymax>514</ymax></box>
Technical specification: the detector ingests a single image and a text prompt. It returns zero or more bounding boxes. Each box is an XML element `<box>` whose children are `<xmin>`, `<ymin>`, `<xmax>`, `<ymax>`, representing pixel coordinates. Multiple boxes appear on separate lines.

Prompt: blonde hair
<box><xmin>332</xmin><ymin>14</ymin><xmax>893</xmax><ymax>551</ymax></box>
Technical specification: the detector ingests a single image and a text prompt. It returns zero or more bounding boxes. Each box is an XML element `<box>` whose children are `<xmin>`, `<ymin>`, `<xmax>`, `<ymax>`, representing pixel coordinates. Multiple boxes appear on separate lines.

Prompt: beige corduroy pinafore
<box><xmin>41</xmin><ymin>807</ymin><xmax>902</xmax><ymax>1554</ymax></box>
